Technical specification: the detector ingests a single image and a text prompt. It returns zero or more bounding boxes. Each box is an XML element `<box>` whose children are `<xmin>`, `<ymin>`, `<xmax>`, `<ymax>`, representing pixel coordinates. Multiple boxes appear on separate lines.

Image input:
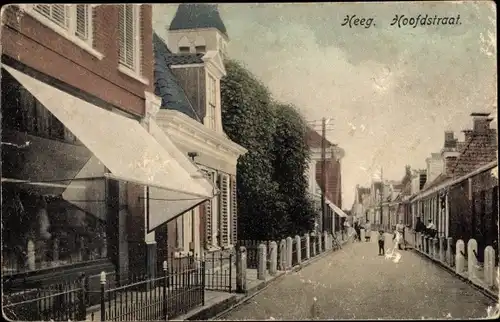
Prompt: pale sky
<box><xmin>153</xmin><ymin>2</ymin><xmax>497</xmax><ymax>208</ymax></box>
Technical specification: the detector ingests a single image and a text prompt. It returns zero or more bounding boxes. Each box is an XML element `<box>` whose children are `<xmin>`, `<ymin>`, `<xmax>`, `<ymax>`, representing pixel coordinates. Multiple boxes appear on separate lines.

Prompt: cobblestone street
<box><xmin>217</xmin><ymin>234</ymin><xmax>496</xmax><ymax>320</ymax></box>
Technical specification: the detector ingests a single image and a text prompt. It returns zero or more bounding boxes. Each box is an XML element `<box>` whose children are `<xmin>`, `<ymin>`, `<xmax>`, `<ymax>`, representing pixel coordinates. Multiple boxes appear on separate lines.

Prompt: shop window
<box><xmin>2</xmin><ymin>183</ymin><xmax>108</xmax><ymax>275</ymax></box>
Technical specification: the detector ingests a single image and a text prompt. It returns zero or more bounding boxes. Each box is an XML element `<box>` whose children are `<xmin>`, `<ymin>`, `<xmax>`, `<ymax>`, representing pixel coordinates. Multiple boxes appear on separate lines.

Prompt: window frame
<box><xmin>21</xmin><ymin>4</ymin><xmax>103</xmax><ymax>60</ymax></box>
<box><xmin>205</xmin><ymin>73</ymin><xmax>217</xmax><ymax>130</ymax></box>
<box><xmin>117</xmin><ymin>4</ymin><xmax>148</xmax><ymax>84</ymax></box>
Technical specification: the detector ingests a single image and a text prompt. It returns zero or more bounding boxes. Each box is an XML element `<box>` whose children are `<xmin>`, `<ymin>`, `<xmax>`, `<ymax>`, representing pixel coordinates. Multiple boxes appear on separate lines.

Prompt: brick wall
<box><xmin>2</xmin><ymin>4</ymin><xmax>154</xmax><ymax>117</ymax></box>
<box><xmin>315</xmin><ymin>158</ymin><xmax>342</xmax><ymax>207</ymax></box>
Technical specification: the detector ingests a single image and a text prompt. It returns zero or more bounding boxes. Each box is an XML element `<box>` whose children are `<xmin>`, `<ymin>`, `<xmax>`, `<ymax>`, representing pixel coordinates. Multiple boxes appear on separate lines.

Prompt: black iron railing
<box><xmin>291</xmin><ymin>241</ymin><xmax>298</xmax><ymax>267</ymax></box>
<box><xmin>300</xmin><ymin>237</ymin><xmax>307</xmax><ymax>260</ymax></box>
<box><xmin>3</xmin><ymin>257</ymin><xmax>205</xmax><ymax>321</ymax></box>
<box><xmin>3</xmin><ymin>279</ymin><xmax>86</xmax><ymax>321</ymax></box>
<box><xmin>309</xmin><ymin>235</ymin><xmax>316</xmax><ymax>257</ymax></box>
<box><xmin>204</xmin><ymin>252</ymin><xmax>233</xmax><ymax>293</ymax></box>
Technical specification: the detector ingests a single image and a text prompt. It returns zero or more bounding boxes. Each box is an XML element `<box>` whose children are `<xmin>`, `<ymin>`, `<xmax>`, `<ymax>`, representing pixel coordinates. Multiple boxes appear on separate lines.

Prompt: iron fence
<box><xmin>204</xmin><ymin>252</ymin><xmax>233</xmax><ymax>293</ymax></box>
<box><xmin>3</xmin><ymin>257</ymin><xmax>205</xmax><ymax>321</ymax></box>
<box><xmin>300</xmin><ymin>236</ymin><xmax>307</xmax><ymax>260</ymax></box>
<box><xmin>3</xmin><ymin>279</ymin><xmax>86</xmax><ymax>321</ymax></box>
<box><xmin>238</xmin><ymin>240</ymin><xmax>276</xmax><ymax>271</ymax></box>
<box><xmin>309</xmin><ymin>235</ymin><xmax>316</xmax><ymax>257</ymax></box>
<box><xmin>291</xmin><ymin>241</ymin><xmax>298</xmax><ymax>267</ymax></box>
<box><xmin>246</xmin><ymin>247</ymin><xmax>259</xmax><ymax>269</ymax></box>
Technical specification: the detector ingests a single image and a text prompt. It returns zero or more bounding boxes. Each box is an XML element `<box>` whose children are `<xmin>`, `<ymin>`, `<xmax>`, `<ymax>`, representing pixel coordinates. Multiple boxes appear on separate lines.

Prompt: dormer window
<box><xmin>195</xmin><ymin>45</ymin><xmax>206</xmax><ymax>54</ymax></box>
<box><xmin>179</xmin><ymin>46</ymin><xmax>190</xmax><ymax>53</ymax></box>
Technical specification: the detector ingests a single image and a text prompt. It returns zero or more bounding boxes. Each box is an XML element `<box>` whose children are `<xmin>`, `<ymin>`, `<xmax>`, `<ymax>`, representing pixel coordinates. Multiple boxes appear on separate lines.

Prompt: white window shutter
<box><xmin>202</xmin><ymin>170</ymin><xmax>214</xmax><ymax>247</ymax></box>
<box><xmin>118</xmin><ymin>5</ymin><xmax>136</xmax><ymax>70</ymax></box>
<box><xmin>75</xmin><ymin>5</ymin><xmax>90</xmax><ymax>40</ymax></box>
<box><xmin>219</xmin><ymin>174</ymin><xmax>230</xmax><ymax>246</ymax></box>
<box><xmin>34</xmin><ymin>4</ymin><xmax>69</xmax><ymax>29</ymax></box>
<box><xmin>230</xmin><ymin>175</ymin><xmax>237</xmax><ymax>246</ymax></box>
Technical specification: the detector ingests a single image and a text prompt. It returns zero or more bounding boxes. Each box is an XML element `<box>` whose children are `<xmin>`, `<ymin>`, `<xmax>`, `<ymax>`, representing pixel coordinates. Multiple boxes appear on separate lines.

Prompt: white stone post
<box><xmin>305</xmin><ymin>233</ymin><xmax>310</xmax><ymax>260</ymax></box>
<box><xmin>323</xmin><ymin>232</ymin><xmax>329</xmax><ymax>251</ymax></box>
<box><xmin>279</xmin><ymin>239</ymin><xmax>286</xmax><ymax>271</ymax></box>
<box><xmin>484</xmin><ymin>246</ymin><xmax>495</xmax><ymax>288</ymax></box>
<box><xmin>360</xmin><ymin>228</ymin><xmax>366</xmax><ymax>241</ymax></box>
<box><xmin>318</xmin><ymin>233</ymin><xmax>323</xmax><ymax>253</ymax></box>
<box><xmin>286</xmin><ymin>237</ymin><xmax>293</xmax><ymax>269</ymax></box>
<box><xmin>257</xmin><ymin>244</ymin><xmax>267</xmax><ymax>280</ymax></box>
<box><xmin>455</xmin><ymin>239</ymin><xmax>465</xmax><ymax>274</ymax></box>
<box><xmin>269</xmin><ymin>241</ymin><xmax>278</xmax><ymax>276</ymax></box>
<box><xmin>467</xmin><ymin>239</ymin><xmax>478</xmax><ymax>279</ymax></box>
<box><xmin>328</xmin><ymin>234</ymin><xmax>333</xmax><ymax>250</ymax></box>
<box><xmin>295</xmin><ymin>235</ymin><xmax>302</xmax><ymax>264</ymax></box>
<box><xmin>446</xmin><ymin>237</ymin><xmax>454</xmax><ymax>266</ymax></box>
<box><xmin>27</xmin><ymin>239</ymin><xmax>36</xmax><ymax>271</ymax></box>
<box><xmin>439</xmin><ymin>237</ymin><xmax>445</xmax><ymax>262</ymax></box>
<box><xmin>236</xmin><ymin>246</ymin><xmax>247</xmax><ymax>293</ymax></box>
<box><xmin>433</xmin><ymin>238</ymin><xmax>439</xmax><ymax>260</ymax></box>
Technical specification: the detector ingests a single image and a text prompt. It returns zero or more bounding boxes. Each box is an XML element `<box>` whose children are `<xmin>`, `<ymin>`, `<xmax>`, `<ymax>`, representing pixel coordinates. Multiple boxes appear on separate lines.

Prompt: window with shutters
<box><xmin>230</xmin><ymin>176</ymin><xmax>238</xmax><ymax>246</ymax></box>
<box><xmin>118</xmin><ymin>5</ymin><xmax>141</xmax><ymax>75</ymax></box>
<box><xmin>219</xmin><ymin>174</ymin><xmax>230</xmax><ymax>247</ymax></box>
<box><xmin>201</xmin><ymin>170</ymin><xmax>218</xmax><ymax>249</ymax></box>
<box><xmin>26</xmin><ymin>5</ymin><xmax>99</xmax><ymax>58</ymax></box>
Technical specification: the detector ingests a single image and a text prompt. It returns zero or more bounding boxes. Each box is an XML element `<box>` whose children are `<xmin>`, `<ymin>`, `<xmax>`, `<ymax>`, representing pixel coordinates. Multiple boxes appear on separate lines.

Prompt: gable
<box><xmin>153</xmin><ymin>32</ymin><xmax>202</xmax><ymax>122</ymax></box>
<box><xmin>202</xmin><ymin>50</ymin><xmax>226</xmax><ymax>77</ymax></box>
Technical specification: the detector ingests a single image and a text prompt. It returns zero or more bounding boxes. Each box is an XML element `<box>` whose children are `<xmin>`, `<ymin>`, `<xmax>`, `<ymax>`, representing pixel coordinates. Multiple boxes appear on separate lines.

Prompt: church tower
<box><xmin>168</xmin><ymin>4</ymin><xmax>229</xmax><ymax>58</ymax></box>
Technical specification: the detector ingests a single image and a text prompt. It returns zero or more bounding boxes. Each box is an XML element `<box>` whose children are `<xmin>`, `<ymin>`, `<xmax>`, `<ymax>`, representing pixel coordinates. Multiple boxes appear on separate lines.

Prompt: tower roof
<box><xmin>169</xmin><ymin>4</ymin><xmax>228</xmax><ymax>37</ymax></box>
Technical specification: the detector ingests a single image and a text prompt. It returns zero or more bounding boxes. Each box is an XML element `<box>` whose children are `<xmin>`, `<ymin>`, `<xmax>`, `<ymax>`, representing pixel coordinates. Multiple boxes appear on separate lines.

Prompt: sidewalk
<box><xmin>404</xmin><ymin>229</ymin><xmax>499</xmax><ymax>301</ymax></box>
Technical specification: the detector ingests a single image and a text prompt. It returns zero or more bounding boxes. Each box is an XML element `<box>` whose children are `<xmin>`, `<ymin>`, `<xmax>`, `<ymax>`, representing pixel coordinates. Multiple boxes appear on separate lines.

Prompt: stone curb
<box><xmin>204</xmin><ymin>239</ymin><xmax>351</xmax><ymax>321</ymax></box>
<box><xmin>410</xmin><ymin>247</ymin><xmax>499</xmax><ymax>301</ymax></box>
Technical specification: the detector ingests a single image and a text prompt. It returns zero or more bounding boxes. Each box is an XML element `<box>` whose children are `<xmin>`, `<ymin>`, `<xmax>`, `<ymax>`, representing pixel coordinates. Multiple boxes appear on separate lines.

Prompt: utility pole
<box><xmin>379</xmin><ymin>166</ymin><xmax>383</xmax><ymax>229</ymax></box>
<box><xmin>321</xmin><ymin>117</ymin><xmax>327</xmax><ymax>233</ymax></box>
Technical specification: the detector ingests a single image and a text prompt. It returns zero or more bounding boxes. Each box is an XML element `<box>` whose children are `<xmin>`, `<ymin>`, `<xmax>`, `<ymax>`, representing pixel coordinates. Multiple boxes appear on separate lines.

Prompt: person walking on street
<box><xmin>415</xmin><ymin>216</ymin><xmax>426</xmax><ymax>248</ymax></box>
<box><xmin>426</xmin><ymin>219</ymin><xmax>436</xmax><ymax>238</ymax></box>
<box><xmin>364</xmin><ymin>220</ymin><xmax>372</xmax><ymax>242</ymax></box>
<box><xmin>354</xmin><ymin>220</ymin><xmax>362</xmax><ymax>242</ymax></box>
<box><xmin>395</xmin><ymin>220</ymin><xmax>406</xmax><ymax>250</ymax></box>
<box><xmin>343</xmin><ymin>219</ymin><xmax>351</xmax><ymax>241</ymax></box>
<box><xmin>377</xmin><ymin>230</ymin><xmax>385</xmax><ymax>255</ymax></box>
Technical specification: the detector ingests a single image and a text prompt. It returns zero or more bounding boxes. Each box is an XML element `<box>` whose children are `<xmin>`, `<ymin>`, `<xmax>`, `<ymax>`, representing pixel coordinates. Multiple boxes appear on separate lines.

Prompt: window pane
<box><xmin>195</xmin><ymin>46</ymin><xmax>206</xmax><ymax>53</ymax></box>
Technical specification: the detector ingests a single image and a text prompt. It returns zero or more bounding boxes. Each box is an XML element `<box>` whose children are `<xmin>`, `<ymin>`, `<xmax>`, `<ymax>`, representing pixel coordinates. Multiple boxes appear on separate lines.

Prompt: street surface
<box><xmin>217</xmin><ymin>234</ymin><xmax>495</xmax><ymax>320</ymax></box>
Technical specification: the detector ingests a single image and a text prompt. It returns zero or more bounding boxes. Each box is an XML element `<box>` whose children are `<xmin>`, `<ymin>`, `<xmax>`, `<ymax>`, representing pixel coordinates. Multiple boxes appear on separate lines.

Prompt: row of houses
<box><xmin>351</xmin><ymin>113</ymin><xmax>498</xmax><ymax>259</ymax></box>
<box><xmin>2</xmin><ymin>3</ymin><xmax>247</xmax><ymax>294</ymax></box>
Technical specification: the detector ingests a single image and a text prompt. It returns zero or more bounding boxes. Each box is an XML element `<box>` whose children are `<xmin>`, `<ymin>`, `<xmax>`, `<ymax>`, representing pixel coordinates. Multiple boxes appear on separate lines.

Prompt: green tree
<box><xmin>272</xmin><ymin>103</ymin><xmax>316</xmax><ymax>235</ymax></box>
<box><xmin>221</xmin><ymin>59</ymin><xmax>315</xmax><ymax>240</ymax></box>
<box><xmin>220</xmin><ymin>60</ymin><xmax>283</xmax><ymax>240</ymax></box>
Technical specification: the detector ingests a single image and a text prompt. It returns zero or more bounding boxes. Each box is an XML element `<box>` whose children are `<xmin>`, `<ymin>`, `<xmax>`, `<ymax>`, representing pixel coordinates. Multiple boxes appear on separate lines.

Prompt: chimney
<box><xmin>462</xmin><ymin>129</ymin><xmax>474</xmax><ymax>142</ymax></box>
<box><xmin>444</xmin><ymin>131</ymin><xmax>457</xmax><ymax>149</ymax></box>
<box><xmin>471</xmin><ymin>112</ymin><xmax>493</xmax><ymax>133</ymax></box>
<box><xmin>444</xmin><ymin>156</ymin><xmax>458</xmax><ymax>176</ymax></box>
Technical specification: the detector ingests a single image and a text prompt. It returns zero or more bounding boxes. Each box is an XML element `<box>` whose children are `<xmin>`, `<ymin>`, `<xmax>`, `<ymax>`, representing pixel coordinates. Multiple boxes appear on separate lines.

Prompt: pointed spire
<box><xmin>169</xmin><ymin>4</ymin><xmax>228</xmax><ymax>38</ymax></box>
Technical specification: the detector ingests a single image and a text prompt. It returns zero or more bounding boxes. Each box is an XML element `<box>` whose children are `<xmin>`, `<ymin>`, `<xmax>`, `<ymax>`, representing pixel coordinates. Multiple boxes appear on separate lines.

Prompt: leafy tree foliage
<box><xmin>271</xmin><ymin>103</ymin><xmax>316</xmax><ymax>235</ymax></box>
<box><xmin>221</xmin><ymin>59</ymin><xmax>315</xmax><ymax>240</ymax></box>
<box><xmin>221</xmin><ymin>60</ymin><xmax>280</xmax><ymax>240</ymax></box>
